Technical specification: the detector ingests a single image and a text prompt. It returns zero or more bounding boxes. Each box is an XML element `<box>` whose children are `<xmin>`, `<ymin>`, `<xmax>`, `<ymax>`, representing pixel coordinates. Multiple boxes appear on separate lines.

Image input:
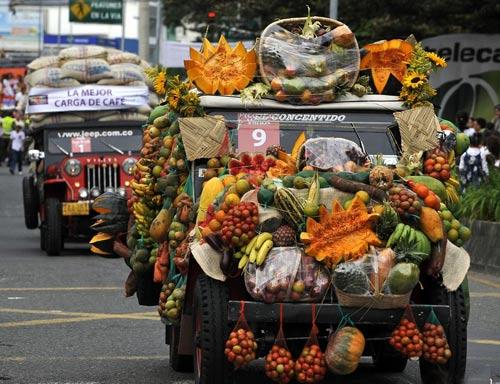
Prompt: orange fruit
<box><xmin>222</xmin><ymin>175</ymin><xmax>237</xmax><ymax>186</ymax></box>
<box><xmin>215</xmin><ymin>210</ymin><xmax>226</xmax><ymax>222</ymax></box>
<box><xmin>224</xmin><ymin>193</ymin><xmax>241</xmax><ymax>207</ymax></box>
<box><xmin>208</xmin><ymin>219</ymin><xmax>221</xmax><ymax>232</ymax></box>
<box><xmin>414</xmin><ymin>184</ymin><xmax>429</xmax><ymax>199</ymax></box>
<box><xmin>201</xmin><ymin>226</ymin><xmax>213</xmax><ymax>238</ymax></box>
<box><xmin>424</xmin><ymin>194</ymin><xmax>440</xmax><ymax>210</ymax></box>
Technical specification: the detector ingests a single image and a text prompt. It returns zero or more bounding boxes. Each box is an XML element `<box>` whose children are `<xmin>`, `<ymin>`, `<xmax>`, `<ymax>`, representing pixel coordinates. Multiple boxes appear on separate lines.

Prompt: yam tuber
<box><xmin>329</xmin><ymin>175</ymin><xmax>387</xmax><ymax>202</ymax></box>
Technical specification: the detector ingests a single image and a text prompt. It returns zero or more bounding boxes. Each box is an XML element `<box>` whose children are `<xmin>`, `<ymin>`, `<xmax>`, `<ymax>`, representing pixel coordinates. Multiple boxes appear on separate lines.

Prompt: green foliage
<box><xmin>458</xmin><ymin>169</ymin><xmax>500</xmax><ymax>222</ymax></box>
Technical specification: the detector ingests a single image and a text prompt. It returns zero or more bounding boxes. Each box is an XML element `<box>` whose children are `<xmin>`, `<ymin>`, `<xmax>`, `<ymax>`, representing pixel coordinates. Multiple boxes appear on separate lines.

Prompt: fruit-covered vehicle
<box><xmin>157</xmin><ymin>95</ymin><xmax>468</xmax><ymax>384</ymax></box>
<box><xmin>24</xmin><ymin>120</ymin><xmax>142</xmax><ymax>255</ymax></box>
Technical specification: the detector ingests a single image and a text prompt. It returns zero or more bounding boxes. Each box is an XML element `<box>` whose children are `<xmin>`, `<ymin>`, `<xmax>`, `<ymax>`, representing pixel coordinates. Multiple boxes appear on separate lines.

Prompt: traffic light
<box><xmin>207</xmin><ymin>11</ymin><xmax>216</xmax><ymax>23</ymax></box>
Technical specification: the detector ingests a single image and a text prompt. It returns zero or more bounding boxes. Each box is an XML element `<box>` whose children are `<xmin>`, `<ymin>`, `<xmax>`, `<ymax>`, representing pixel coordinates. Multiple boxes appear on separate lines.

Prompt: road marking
<box><xmin>0</xmin><ymin>308</ymin><xmax>159</xmax><ymax>328</ymax></box>
<box><xmin>0</xmin><ymin>287</ymin><xmax>121</xmax><ymax>292</ymax></box>
<box><xmin>468</xmin><ymin>273</ymin><xmax>500</xmax><ymax>289</ymax></box>
<box><xmin>7</xmin><ymin>297</ymin><xmax>24</xmax><ymax>300</ymax></box>
<box><xmin>469</xmin><ymin>339</ymin><xmax>500</xmax><ymax>346</ymax></box>
<box><xmin>470</xmin><ymin>292</ymin><xmax>500</xmax><ymax>298</ymax></box>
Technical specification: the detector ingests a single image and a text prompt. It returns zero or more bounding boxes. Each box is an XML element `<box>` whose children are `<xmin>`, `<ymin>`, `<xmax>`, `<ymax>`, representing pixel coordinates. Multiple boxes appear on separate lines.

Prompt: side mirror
<box><xmin>28</xmin><ymin>149</ymin><xmax>45</xmax><ymax>161</ymax></box>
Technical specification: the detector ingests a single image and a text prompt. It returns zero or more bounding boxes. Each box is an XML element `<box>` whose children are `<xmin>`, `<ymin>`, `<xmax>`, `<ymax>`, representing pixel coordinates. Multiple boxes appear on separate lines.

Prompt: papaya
<box><xmin>149</xmin><ymin>208</ymin><xmax>173</xmax><ymax>242</ymax></box>
<box><xmin>406</xmin><ymin>175</ymin><xmax>447</xmax><ymax>201</ymax></box>
<box><xmin>196</xmin><ymin>177</ymin><xmax>224</xmax><ymax>223</ymax></box>
<box><xmin>419</xmin><ymin>206</ymin><xmax>444</xmax><ymax>242</ymax></box>
<box><xmin>147</xmin><ymin>104</ymin><xmax>169</xmax><ymax>123</ymax></box>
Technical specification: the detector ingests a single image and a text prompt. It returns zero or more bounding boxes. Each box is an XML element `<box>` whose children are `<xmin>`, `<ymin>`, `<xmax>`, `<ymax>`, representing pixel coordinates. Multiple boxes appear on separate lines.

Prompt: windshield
<box><xmin>209</xmin><ymin>110</ymin><xmax>400</xmax><ymax>159</ymax></box>
<box><xmin>46</xmin><ymin>127</ymin><xmax>142</xmax><ymax>155</ymax></box>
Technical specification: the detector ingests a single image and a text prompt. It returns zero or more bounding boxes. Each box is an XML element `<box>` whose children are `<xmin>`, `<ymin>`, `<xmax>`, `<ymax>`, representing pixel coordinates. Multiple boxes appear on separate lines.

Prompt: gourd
<box><xmin>274</xmin><ymin>188</ymin><xmax>305</xmax><ymax>229</ymax></box>
<box><xmin>196</xmin><ymin>177</ymin><xmax>224</xmax><ymax>223</ymax></box>
<box><xmin>325</xmin><ymin>326</ymin><xmax>365</xmax><ymax>375</ymax></box>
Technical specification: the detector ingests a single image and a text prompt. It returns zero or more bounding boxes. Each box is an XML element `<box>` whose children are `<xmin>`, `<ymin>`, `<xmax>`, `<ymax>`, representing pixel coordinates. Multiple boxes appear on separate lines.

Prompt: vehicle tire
<box><xmin>169</xmin><ymin>325</ymin><xmax>194</xmax><ymax>372</ymax></box>
<box><xmin>22</xmin><ymin>176</ymin><xmax>38</xmax><ymax>229</ymax></box>
<box><xmin>372</xmin><ymin>342</ymin><xmax>408</xmax><ymax>372</ymax></box>
<box><xmin>40</xmin><ymin>224</ymin><xmax>46</xmax><ymax>251</ymax></box>
<box><xmin>419</xmin><ymin>279</ymin><xmax>467</xmax><ymax>384</ymax></box>
<box><xmin>45</xmin><ymin>198</ymin><xmax>62</xmax><ymax>256</ymax></box>
<box><xmin>193</xmin><ymin>274</ymin><xmax>232</xmax><ymax>384</ymax></box>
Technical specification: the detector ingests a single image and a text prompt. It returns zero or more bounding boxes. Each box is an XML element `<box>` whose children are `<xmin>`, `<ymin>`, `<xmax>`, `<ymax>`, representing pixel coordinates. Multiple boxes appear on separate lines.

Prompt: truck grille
<box><xmin>85</xmin><ymin>163</ymin><xmax>120</xmax><ymax>192</ymax></box>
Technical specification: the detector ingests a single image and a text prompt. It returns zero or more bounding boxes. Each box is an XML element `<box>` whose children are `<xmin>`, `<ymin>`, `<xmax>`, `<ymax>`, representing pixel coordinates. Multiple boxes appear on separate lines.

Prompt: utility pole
<box><xmin>138</xmin><ymin>1</ymin><xmax>150</xmax><ymax>60</ymax></box>
<box><xmin>329</xmin><ymin>0</ymin><xmax>338</xmax><ymax>20</ymax></box>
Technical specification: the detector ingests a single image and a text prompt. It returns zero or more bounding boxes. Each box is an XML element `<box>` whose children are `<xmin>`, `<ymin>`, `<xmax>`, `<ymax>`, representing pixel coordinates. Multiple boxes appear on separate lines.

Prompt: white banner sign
<box><xmin>26</xmin><ymin>85</ymin><xmax>149</xmax><ymax>114</ymax></box>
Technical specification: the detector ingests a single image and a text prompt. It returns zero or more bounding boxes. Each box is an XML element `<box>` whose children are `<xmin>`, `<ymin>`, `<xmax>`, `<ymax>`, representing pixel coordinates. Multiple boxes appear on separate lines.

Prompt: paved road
<box><xmin>0</xmin><ymin>166</ymin><xmax>499</xmax><ymax>384</ymax></box>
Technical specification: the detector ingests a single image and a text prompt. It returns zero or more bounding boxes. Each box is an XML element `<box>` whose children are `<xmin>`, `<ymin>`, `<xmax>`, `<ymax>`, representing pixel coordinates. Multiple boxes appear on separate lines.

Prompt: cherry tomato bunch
<box><xmin>294</xmin><ymin>344</ymin><xmax>327</xmax><ymax>383</ymax></box>
<box><xmin>265</xmin><ymin>345</ymin><xmax>295</xmax><ymax>383</ymax></box>
<box><xmin>224</xmin><ymin>328</ymin><xmax>257</xmax><ymax>368</ymax></box>
<box><xmin>422</xmin><ymin>322</ymin><xmax>452</xmax><ymax>364</ymax></box>
<box><xmin>389</xmin><ymin>318</ymin><xmax>424</xmax><ymax>359</ymax></box>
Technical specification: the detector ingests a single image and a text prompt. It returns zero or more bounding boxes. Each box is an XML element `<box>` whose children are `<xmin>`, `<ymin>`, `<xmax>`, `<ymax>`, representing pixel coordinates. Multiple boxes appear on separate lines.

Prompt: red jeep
<box><xmin>23</xmin><ymin>121</ymin><xmax>142</xmax><ymax>255</ymax></box>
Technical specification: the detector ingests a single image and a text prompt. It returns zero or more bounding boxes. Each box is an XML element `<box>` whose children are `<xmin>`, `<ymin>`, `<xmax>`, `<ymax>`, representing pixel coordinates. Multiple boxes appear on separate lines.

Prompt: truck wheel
<box><xmin>372</xmin><ymin>342</ymin><xmax>408</xmax><ymax>372</ymax></box>
<box><xmin>45</xmin><ymin>198</ymin><xmax>62</xmax><ymax>256</ymax></box>
<box><xmin>22</xmin><ymin>176</ymin><xmax>38</xmax><ymax>229</ymax></box>
<box><xmin>419</xmin><ymin>280</ymin><xmax>467</xmax><ymax>384</ymax></box>
<box><xmin>169</xmin><ymin>325</ymin><xmax>193</xmax><ymax>372</ymax></box>
<box><xmin>193</xmin><ymin>275</ymin><xmax>232</xmax><ymax>384</ymax></box>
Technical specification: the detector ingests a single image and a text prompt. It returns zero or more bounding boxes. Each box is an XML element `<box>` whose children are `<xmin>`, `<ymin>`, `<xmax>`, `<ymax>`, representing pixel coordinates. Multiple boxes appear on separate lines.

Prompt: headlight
<box><xmin>122</xmin><ymin>157</ymin><xmax>137</xmax><ymax>175</ymax></box>
<box><xmin>90</xmin><ymin>187</ymin><xmax>100</xmax><ymax>198</ymax></box>
<box><xmin>117</xmin><ymin>187</ymin><xmax>126</xmax><ymax>197</ymax></box>
<box><xmin>78</xmin><ymin>188</ymin><xmax>88</xmax><ymax>199</ymax></box>
<box><xmin>64</xmin><ymin>159</ymin><xmax>82</xmax><ymax>176</ymax></box>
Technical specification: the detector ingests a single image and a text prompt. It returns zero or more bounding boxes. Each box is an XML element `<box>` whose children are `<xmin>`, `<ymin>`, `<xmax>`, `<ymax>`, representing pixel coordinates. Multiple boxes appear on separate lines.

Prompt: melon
<box><xmin>387</xmin><ymin>263</ymin><xmax>420</xmax><ymax>294</ymax></box>
<box><xmin>439</xmin><ymin>119</ymin><xmax>458</xmax><ymax>134</ymax></box>
<box><xmin>405</xmin><ymin>175</ymin><xmax>447</xmax><ymax>202</ymax></box>
<box><xmin>455</xmin><ymin>133</ymin><xmax>470</xmax><ymax>156</ymax></box>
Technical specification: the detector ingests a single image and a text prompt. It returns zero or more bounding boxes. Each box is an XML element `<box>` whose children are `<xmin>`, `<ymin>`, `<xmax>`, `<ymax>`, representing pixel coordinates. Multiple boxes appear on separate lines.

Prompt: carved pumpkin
<box><xmin>360</xmin><ymin>39</ymin><xmax>413</xmax><ymax>94</ymax></box>
<box><xmin>300</xmin><ymin>196</ymin><xmax>381</xmax><ymax>267</ymax></box>
<box><xmin>184</xmin><ymin>36</ymin><xmax>257</xmax><ymax>95</ymax></box>
<box><xmin>325</xmin><ymin>326</ymin><xmax>365</xmax><ymax>375</ymax></box>
<box><xmin>89</xmin><ymin>232</ymin><xmax>114</xmax><ymax>257</ymax></box>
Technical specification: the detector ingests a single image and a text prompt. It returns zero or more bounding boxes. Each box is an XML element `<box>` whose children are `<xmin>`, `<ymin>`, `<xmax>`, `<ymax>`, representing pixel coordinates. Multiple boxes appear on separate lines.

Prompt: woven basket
<box><xmin>336</xmin><ymin>289</ymin><xmax>411</xmax><ymax>309</ymax></box>
<box><xmin>257</xmin><ymin>17</ymin><xmax>360</xmax><ymax>88</ymax></box>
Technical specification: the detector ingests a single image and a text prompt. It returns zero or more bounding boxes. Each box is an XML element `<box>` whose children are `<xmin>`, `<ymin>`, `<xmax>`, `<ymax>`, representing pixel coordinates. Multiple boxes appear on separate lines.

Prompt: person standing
<box><xmin>455</xmin><ymin>111</ymin><xmax>468</xmax><ymax>132</ymax></box>
<box><xmin>9</xmin><ymin>124</ymin><xmax>25</xmax><ymax>175</ymax></box>
<box><xmin>459</xmin><ymin>133</ymin><xmax>489</xmax><ymax>189</ymax></box>
<box><xmin>492</xmin><ymin>104</ymin><xmax>500</xmax><ymax>135</ymax></box>
<box><xmin>0</xmin><ymin>111</ymin><xmax>15</xmax><ymax>166</ymax></box>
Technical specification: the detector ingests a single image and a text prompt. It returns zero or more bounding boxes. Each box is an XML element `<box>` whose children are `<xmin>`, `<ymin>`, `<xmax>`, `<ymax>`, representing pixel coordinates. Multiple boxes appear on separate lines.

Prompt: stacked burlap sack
<box><xmin>26</xmin><ymin>45</ymin><xmax>159</xmax><ymax>128</ymax></box>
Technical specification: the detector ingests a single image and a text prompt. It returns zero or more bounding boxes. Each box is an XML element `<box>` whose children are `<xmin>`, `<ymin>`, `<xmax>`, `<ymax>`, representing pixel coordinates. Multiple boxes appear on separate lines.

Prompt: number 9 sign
<box><xmin>238</xmin><ymin>118</ymin><xmax>280</xmax><ymax>153</ymax></box>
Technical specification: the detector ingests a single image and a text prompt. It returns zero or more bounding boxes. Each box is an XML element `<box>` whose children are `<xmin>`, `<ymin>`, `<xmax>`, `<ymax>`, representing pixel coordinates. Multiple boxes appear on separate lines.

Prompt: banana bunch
<box><xmin>386</xmin><ymin>223</ymin><xmax>431</xmax><ymax>258</ymax></box>
<box><xmin>444</xmin><ymin>177</ymin><xmax>461</xmax><ymax>204</ymax></box>
<box><xmin>130</xmin><ymin>159</ymin><xmax>155</xmax><ymax>197</ymax></box>
<box><xmin>235</xmin><ymin>232</ymin><xmax>274</xmax><ymax>269</ymax></box>
<box><xmin>132</xmin><ymin>200</ymin><xmax>157</xmax><ymax>239</ymax></box>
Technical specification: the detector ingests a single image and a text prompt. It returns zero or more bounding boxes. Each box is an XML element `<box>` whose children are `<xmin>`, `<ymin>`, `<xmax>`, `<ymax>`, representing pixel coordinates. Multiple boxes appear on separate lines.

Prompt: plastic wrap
<box><xmin>304</xmin><ymin>138</ymin><xmax>365</xmax><ymax>171</ymax></box>
<box><xmin>259</xmin><ymin>23</ymin><xmax>359</xmax><ymax>105</ymax></box>
<box><xmin>244</xmin><ymin>247</ymin><xmax>330</xmax><ymax>303</ymax></box>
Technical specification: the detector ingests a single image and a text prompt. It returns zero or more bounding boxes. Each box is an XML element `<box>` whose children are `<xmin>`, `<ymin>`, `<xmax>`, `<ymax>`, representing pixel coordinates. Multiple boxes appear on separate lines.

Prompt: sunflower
<box><xmin>153</xmin><ymin>71</ymin><xmax>167</xmax><ymax>96</ymax></box>
<box><xmin>426</xmin><ymin>52</ymin><xmax>447</xmax><ymax>68</ymax></box>
<box><xmin>403</xmin><ymin>72</ymin><xmax>427</xmax><ymax>89</ymax></box>
<box><xmin>167</xmin><ymin>87</ymin><xmax>181</xmax><ymax>109</ymax></box>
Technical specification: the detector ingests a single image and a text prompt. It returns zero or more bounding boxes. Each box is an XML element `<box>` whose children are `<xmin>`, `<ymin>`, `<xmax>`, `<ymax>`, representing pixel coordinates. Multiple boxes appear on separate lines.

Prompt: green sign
<box><xmin>69</xmin><ymin>0</ymin><xmax>123</xmax><ymax>24</ymax></box>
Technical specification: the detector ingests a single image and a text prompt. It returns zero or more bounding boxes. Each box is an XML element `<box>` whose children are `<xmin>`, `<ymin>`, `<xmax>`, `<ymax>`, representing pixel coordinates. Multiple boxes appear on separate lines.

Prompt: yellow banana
<box><xmin>249</xmin><ymin>247</ymin><xmax>258</xmax><ymax>263</ymax></box>
<box><xmin>136</xmin><ymin>162</ymin><xmax>150</xmax><ymax>172</ymax></box>
<box><xmin>245</xmin><ymin>235</ymin><xmax>259</xmax><ymax>256</ymax></box>
<box><xmin>254</xmin><ymin>232</ymin><xmax>273</xmax><ymax>251</ymax></box>
<box><xmin>446</xmin><ymin>177</ymin><xmax>460</xmax><ymax>189</ymax></box>
<box><xmin>448</xmin><ymin>149</ymin><xmax>455</xmax><ymax>164</ymax></box>
<box><xmin>238</xmin><ymin>255</ymin><xmax>249</xmax><ymax>269</ymax></box>
<box><xmin>256</xmin><ymin>240</ymin><xmax>273</xmax><ymax>266</ymax></box>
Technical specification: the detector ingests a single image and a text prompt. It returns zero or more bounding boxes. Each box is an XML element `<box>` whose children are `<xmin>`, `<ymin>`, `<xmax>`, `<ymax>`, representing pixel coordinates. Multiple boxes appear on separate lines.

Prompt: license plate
<box><xmin>62</xmin><ymin>201</ymin><xmax>89</xmax><ymax>216</ymax></box>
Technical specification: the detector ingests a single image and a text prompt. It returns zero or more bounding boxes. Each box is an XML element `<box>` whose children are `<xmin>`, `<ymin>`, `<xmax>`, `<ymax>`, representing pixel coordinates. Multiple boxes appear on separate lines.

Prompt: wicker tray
<box><xmin>257</xmin><ymin>16</ymin><xmax>360</xmax><ymax>88</ymax></box>
<box><xmin>336</xmin><ymin>289</ymin><xmax>411</xmax><ymax>309</ymax></box>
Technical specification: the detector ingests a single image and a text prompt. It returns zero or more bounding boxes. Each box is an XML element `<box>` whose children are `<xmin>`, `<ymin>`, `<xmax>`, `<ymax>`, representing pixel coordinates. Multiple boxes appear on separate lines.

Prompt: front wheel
<box><xmin>45</xmin><ymin>198</ymin><xmax>62</xmax><ymax>256</ymax></box>
<box><xmin>419</xmin><ymin>279</ymin><xmax>467</xmax><ymax>384</ymax></box>
<box><xmin>22</xmin><ymin>176</ymin><xmax>38</xmax><ymax>229</ymax></box>
<box><xmin>192</xmin><ymin>275</ymin><xmax>232</xmax><ymax>384</ymax></box>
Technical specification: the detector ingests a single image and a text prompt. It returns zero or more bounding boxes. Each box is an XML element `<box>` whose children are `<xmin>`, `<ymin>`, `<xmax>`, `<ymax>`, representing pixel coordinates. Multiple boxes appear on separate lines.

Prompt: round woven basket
<box><xmin>336</xmin><ymin>289</ymin><xmax>411</xmax><ymax>310</ymax></box>
<box><xmin>257</xmin><ymin>16</ymin><xmax>360</xmax><ymax>88</ymax></box>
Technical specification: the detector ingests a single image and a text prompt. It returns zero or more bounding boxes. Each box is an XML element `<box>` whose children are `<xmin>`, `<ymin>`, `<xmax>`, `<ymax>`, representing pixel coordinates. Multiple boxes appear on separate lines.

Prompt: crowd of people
<box><xmin>0</xmin><ymin>72</ymin><xmax>29</xmax><ymax>175</ymax></box>
<box><xmin>456</xmin><ymin>105</ymin><xmax>500</xmax><ymax>189</ymax></box>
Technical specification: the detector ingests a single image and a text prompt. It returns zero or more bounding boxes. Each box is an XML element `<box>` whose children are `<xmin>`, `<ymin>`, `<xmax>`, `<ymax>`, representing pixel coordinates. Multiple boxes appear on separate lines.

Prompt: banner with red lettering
<box><xmin>26</xmin><ymin>85</ymin><xmax>149</xmax><ymax>114</ymax></box>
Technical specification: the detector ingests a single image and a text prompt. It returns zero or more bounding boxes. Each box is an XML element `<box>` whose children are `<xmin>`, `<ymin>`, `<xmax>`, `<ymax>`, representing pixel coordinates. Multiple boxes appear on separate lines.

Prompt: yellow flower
<box><xmin>426</xmin><ymin>52</ymin><xmax>447</xmax><ymax>68</ymax></box>
<box><xmin>153</xmin><ymin>71</ymin><xmax>167</xmax><ymax>96</ymax></box>
<box><xmin>403</xmin><ymin>72</ymin><xmax>427</xmax><ymax>89</ymax></box>
<box><xmin>167</xmin><ymin>88</ymin><xmax>181</xmax><ymax>109</ymax></box>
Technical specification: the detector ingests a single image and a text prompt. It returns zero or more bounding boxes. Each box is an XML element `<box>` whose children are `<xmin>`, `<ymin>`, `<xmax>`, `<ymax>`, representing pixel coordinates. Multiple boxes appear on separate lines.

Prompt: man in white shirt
<box><xmin>9</xmin><ymin>125</ymin><xmax>25</xmax><ymax>175</ymax></box>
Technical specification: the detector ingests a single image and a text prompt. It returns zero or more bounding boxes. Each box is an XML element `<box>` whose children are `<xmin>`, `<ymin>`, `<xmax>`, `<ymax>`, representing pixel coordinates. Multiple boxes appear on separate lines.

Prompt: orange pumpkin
<box><xmin>325</xmin><ymin>326</ymin><xmax>365</xmax><ymax>375</ymax></box>
<box><xmin>184</xmin><ymin>36</ymin><xmax>257</xmax><ymax>95</ymax></box>
<box><xmin>360</xmin><ymin>39</ymin><xmax>413</xmax><ymax>94</ymax></box>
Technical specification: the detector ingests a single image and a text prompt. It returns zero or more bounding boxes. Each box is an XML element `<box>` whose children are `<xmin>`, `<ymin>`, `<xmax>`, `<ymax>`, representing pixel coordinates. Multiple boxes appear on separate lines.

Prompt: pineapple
<box><xmin>272</xmin><ymin>225</ymin><xmax>296</xmax><ymax>247</ymax></box>
<box><xmin>375</xmin><ymin>202</ymin><xmax>399</xmax><ymax>240</ymax></box>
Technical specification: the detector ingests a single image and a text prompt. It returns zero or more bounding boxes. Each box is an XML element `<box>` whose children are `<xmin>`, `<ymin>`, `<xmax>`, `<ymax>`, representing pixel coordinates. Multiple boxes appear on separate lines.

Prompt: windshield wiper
<box><xmin>50</xmin><ymin>139</ymin><xmax>70</xmax><ymax>156</ymax></box>
<box><xmin>99</xmin><ymin>139</ymin><xmax>124</xmax><ymax>155</ymax></box>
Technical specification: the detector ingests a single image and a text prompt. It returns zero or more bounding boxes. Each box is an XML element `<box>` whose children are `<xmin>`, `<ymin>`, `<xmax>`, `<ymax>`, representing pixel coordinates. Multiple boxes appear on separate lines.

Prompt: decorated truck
<box><xmin>92</xmin><ymin>12</ymin><xmax>472</xmax><ymax>384</ymax></box>
<box><xmin>22</xmin><ymin>46</ymin><xmax>158</xmax><ymax>255</ymax></box>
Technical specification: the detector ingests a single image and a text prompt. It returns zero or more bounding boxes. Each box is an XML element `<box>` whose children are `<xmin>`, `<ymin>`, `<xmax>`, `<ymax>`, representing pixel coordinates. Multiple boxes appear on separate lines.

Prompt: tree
<box><xmin>163</xmin><ymin>0</ymin><xmax>500</xmax><ymax>44</ymax></box>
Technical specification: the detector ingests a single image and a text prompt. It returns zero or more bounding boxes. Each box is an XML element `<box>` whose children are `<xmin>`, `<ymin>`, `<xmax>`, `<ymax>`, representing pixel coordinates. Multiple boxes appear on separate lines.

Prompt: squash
<box><xmin>92</xmin><ymin>192</ymin><xmax>128</xmax><ymax>215</ymax></box>
<box><xmin>300</xmin><ymin>196</ymin><xmax>381</xmax><ymax>267</ymax></box>
<box><xmin>325</xmin><ymin>326</ymin><xmax>365</xmax><ymax>375</ymax></box>
<box><xmin>196</xmin><ymin>177</ymin><xmax>224</xmax><ymax>223</ymax></box>
<box><xmin>184</xmin><ymin>36</ymin><xmax>257</xmax><ymax>95</ymax></box>
<box><xmin>419</xmin><ymin>206</ymin><xmax>444</xmax><ymax>242</ymax></box>
<box><xmin>89</xmin><ymin>232</ymin><xmax>115</xmax><ymax>257</ymax></box>
<box><xmin>360</xmin><ymin>39</ymin><xmax>413</xmax><ymax>94</ymax></box>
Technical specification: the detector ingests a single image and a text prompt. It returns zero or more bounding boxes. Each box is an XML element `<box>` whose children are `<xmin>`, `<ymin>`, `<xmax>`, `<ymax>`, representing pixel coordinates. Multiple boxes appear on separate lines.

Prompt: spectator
<box><xmin>485</xmin><ymin>133</ymin><xmax>500</xmax><ymax>168</ymax></box>
<box><xmin>0</xmin><ymin>111</ymin><xmax>15</xmax><ymax>166</ymax></box>
<box><xmin>465</xmin><ymin>117</ymin><xmax>486</xmax><ymax>137</ymax></box>
<box><xmin>493</xmin><ymin>104</ymin><xmax>500</xmax><ymax>135</ymax></box>
<box><xmin>455</xmin><ymin>111</ymin><xmax>468</xmax><ymax>132</ymax></box>
<box><xmin>8</xmin><ymin>124</ymin><xmax>25</xmax><ymax>175</ymax></box>
<box><xmin>12</xmin><ymin>110</ymin><xmax>25</xmax><ymax>130</ymax></box>
<box><xmin>464</xmin><ymin>117</ymin><xmax>475</xmax><ymax>137</ymax></box>
<box><xmin>459</xmin><ymin>133</ymin><xmax>489</xmax><ymax>189</ymax></box>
